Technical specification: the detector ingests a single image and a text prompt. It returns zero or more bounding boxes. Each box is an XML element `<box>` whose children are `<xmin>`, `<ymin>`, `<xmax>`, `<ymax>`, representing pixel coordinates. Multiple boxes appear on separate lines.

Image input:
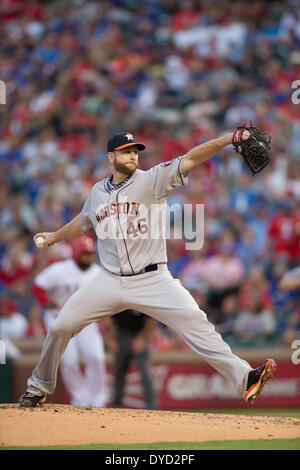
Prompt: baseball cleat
<box><xmin>19</xmin><ymin>392</ymin><xmax>47</xmax><ymax>407</ymax></box>
<box><xmin>245</xmin><ymin>358</ymin><xmax>276</xmax><ymax>404</ymax></box>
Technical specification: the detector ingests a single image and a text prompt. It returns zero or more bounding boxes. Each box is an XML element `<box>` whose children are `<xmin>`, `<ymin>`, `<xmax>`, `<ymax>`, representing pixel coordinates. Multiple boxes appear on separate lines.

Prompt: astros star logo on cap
<box><xmin>107</xmin><ymin>132</ymin><xmax>146</xmax><ymax>152</ymax></box>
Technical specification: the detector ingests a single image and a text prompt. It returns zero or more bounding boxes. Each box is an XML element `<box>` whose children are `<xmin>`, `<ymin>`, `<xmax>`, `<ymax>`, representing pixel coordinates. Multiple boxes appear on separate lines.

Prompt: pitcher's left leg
<box><xmin>126</xmin><ymin>270</ymin><xmax>251</xmax><ymax>398</ymax></box>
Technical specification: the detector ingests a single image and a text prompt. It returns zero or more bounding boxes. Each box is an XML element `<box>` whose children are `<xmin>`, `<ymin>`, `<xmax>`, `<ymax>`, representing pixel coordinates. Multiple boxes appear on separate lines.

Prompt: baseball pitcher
<box><xmin>20</xmin><ymin>127</ymin><xmax>275</xmax><ymax>407</ymax></box>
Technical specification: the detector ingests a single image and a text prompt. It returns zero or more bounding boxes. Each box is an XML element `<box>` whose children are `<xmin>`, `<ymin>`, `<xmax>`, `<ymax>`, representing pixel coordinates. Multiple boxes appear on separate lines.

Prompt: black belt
<box><xmin>122</xmin><ymin>264</ymin><xmax>158</xmax><ymax>276</ymax></box>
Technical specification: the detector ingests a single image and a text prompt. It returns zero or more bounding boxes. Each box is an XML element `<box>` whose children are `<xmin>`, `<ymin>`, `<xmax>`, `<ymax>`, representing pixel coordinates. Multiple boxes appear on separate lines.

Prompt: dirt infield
<box><xmin>1</xmin><ymin>404</ymin><xmax>300</xmax><ymax>447</ymax></box>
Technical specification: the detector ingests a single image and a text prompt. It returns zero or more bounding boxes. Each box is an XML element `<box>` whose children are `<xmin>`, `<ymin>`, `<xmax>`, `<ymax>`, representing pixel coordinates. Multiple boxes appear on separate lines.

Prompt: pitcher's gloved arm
<box><xmin>181</xmin><ymin>133</ymin><xmax>233</xmax><ymax>173</ymax></box>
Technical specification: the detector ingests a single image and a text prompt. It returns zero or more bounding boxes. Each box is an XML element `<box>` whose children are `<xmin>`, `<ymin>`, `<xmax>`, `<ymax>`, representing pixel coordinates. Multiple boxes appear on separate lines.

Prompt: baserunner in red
<box><xmin>245</xmin><ymin>359</ymin><xmax>276</xmax><ymax>404</ymax></box>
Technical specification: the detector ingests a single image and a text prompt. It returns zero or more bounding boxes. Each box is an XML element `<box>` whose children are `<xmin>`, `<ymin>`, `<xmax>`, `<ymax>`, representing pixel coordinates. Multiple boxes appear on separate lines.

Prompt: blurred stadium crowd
<box><xmin>0</xmin><ymin>0</ymin><xmax>300</xmax><ymax>354</ymax></box>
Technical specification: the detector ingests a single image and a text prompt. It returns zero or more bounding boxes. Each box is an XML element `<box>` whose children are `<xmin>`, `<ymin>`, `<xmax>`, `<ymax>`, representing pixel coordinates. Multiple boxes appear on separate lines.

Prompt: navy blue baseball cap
<box><xmin>107</xmin><ymin>132</ymin><xmax>146</xmax><ymax>152</ymax></box>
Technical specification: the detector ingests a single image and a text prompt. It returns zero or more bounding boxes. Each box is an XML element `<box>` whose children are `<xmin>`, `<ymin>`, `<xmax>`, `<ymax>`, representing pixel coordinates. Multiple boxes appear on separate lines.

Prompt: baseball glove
<box><xmin>232</xmin><ymin>123</ymin><xmax>271</xmax><ymax>175</ymax></box>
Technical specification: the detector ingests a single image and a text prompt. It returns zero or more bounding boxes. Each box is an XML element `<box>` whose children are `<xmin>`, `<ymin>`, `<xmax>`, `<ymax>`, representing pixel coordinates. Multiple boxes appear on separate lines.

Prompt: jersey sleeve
<box><xmin>81</xmin><ymin>194</ymin><xmax>94</xmax><ymax>233</ymax></box>
<box><xmin>148</xmin><ymin>156</ymin><xmax>189</xmax><ymax>201</ymax></box>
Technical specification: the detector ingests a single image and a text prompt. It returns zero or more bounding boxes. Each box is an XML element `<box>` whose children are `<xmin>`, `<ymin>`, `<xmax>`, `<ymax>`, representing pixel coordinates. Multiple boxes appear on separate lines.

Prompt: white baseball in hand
<box><xmin>35</xmin><ymin>236</ymin><xmax>47</xmax><ymax>249</ymax></box>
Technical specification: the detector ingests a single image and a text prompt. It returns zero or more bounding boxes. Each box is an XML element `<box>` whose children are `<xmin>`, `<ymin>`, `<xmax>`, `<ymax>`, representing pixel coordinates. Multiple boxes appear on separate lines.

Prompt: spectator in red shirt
<box><xmin>267</xmin><ymin>200</ymin><xmax>300</xmax><ymax>262</ymax></box>
<box><xmin>0</xmin><ymin>236</ymin><xmax>34</xmax><ymax>286</ymax></box>
<box><xmin>238</xmin><ymin>266</ymin><xmax>273</xmax><ymax>312</ymax></box>
<box><xmin>172</xmin><ymin>2</ymin><xmax>200</xmax><ymax>31</ymax></box>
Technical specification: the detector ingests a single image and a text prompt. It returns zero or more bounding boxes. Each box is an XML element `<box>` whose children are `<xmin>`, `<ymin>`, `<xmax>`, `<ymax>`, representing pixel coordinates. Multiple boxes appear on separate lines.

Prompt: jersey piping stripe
<box><xmin>103</xmin><ymin>181</ymin><xmax>111</xmax><ymax>194</ymax></box>
<box><xmin>116</xmin><ymin>182</ymin><xmax>135</xmax><ymax>275</ymax></box>
<box><xmin>177</xmin><ymin>155</ymin><xmax>185</xmax><ymax>186</ymax></box>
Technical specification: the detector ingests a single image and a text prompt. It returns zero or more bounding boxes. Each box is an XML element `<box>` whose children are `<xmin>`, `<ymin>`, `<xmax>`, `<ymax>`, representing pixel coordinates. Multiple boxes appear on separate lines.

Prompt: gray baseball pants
<box><xmin>27</xmin><ymin>265</ymin><xmax>251</xmax><ymax>398</ymax></box>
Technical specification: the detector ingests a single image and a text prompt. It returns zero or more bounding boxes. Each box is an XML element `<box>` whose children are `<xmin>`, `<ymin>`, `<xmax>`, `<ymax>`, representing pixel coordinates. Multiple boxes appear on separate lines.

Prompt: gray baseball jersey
<box><xmin>81</xmin><ymin>156</ymin><xmax>188</xmax><ymax>275</ymax></box>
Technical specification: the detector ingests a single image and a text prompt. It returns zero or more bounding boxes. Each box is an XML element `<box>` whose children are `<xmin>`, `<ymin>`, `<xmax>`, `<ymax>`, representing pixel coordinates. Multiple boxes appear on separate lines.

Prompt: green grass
<box><xmin>1</xmin><ymin>439</ymin><xmax>300</xmax><ymax>450</ymax></box>
<box><xmin>177</xmin><ymin>408</ymin><xmax>300</xmax><ymax>419</ymax></box>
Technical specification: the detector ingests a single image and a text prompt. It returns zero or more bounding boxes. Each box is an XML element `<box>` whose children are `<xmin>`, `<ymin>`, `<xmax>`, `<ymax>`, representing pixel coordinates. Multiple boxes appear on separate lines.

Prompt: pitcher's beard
<box><xmin>113</xmin><ymin>157</ymin><xmax>138</xmax><ymax>176</ymax></box>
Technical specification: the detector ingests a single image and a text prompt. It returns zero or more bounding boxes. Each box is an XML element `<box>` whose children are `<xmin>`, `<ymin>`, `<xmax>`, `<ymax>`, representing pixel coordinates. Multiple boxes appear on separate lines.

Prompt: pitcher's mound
<box><xmin>1</xmin><ymin>404</ymin><xmax>299</xmax><ymax>447</ymax></box>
